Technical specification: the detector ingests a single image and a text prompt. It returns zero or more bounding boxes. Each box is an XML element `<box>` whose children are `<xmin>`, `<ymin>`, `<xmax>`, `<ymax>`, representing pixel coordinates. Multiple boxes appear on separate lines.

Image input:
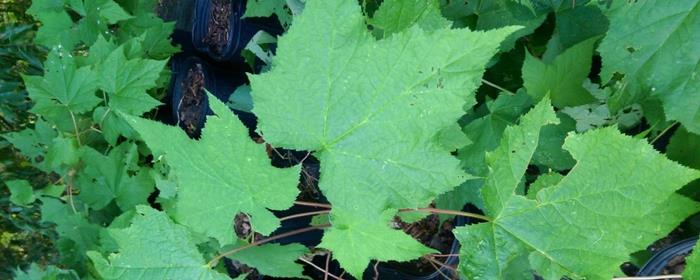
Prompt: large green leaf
<box><xmin>598</xmin><ymin>0</ymin><xmax>700</xmax><ymax>133</ymax></box>
<box><xmin>250</xmin><ymin>0</ymin><xmax>517</xmax><ymax>275</ymax></box>
<box><xmin>88</xmin><ymin>206</ymin><xmax>231</xmax><ymax>280</ymax></box>
<box><xmin>455</xmin><ymin>100</ymin><xmax>700</xmax><ymax>279</ymax></box>
<box><xmin>123</xmin><ymin>93</ymin><xmax>301</xmax><ymax>244</ymax></box>
<box><xmin>23</xmin><ymin>50</ymin><xmax>100</xmax><ymax>125</ymax></box>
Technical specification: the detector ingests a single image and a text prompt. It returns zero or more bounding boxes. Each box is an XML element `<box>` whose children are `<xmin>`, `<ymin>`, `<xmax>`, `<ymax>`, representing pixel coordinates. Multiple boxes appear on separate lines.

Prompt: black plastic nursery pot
<box><xmin>167</xmin><ymin>55</ymin><xmax>252</xmax><ymax>136</ymax></box>
<box><xmin>192</xmin><ymin>0</ymin><xmax>283</xmax><ymax>62</ymax></box>
<box><xmin>637</xmin><ymin>237</ymin><xmax>697</xmax><ymax>277</ymax></box>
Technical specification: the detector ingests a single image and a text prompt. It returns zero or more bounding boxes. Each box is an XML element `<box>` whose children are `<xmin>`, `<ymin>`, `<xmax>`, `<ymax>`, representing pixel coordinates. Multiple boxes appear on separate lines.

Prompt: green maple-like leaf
<box><xmin>98</xmin><ymin>44</ymin><xmax>166</xmax><ymax>115</ymax></box>
<box><xmin>598</xmin><ymin>0</ymin><xmax>700</xmax><ymax>133</ymax></box>
<box><xmin>76</xmin><ymin>0</ymin><xmax>133</xmax><ymax>45</ymax></box>
<box><xmin>369</xmin><ymin>0</ymin><xmax>450</xmax><ymax>37</ymax></box>
<box><xmin>455</xmin><ymin>99</ymin><xmax>700</xmax><ymax>280</ymax></box>
<box><xmin>13</xmin><ymin>263</ymin><xmax>78</xmax><ymax>280</ymax></box>
<box><xmin>27</xmin><ymin>1</ymin><xmax>80</xmax><ymax>49</ymax></box>
<box><xmin>250</xmin><ymin>0</ymin><xmax>517</xmax><ymax>276</ymax></box>
<box><xmin>23</xmin><ymin>50</ymin><xmax>100</xmax><ymax>123</ymax></box>
<box><xmin>123</xmin><ymin>93</ymin><xmax>301</xmax><ymax>244</ymax></box>
<box><xmin>77</xmin><ymin>143</ymin><xmax>154</xmax><ymax>211</ymax></box>
<box><xmin>88</xmin><ymin>206</ymin><xmax>231</xmax><ymax>280</ymax></box>
<box><xmin>522</xmin><ymin>36</ymin><xmax>598</xmax><ymax>108</ymax></box>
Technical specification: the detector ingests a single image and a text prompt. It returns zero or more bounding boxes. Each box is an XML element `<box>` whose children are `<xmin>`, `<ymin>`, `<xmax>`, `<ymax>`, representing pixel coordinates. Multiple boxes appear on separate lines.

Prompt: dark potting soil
<box><xmin>178</xmin><ymin>63</ymin><xmax>206</xmax><ymax>137</ymax></box>
<box><xmin>379</xmin><ymin>212</ymin><xmax>457</xmax><ymax>277</ymax></box>
<box><xmin>203</xmin><ymin>0</ymin><xmax>232</xmax><ymax>56</ymax></box>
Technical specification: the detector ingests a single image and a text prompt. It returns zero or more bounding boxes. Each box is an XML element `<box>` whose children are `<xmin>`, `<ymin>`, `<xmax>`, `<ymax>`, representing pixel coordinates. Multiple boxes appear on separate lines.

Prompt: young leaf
<box><xmin>522</xmin><ymin>37</ymin><xmax>598</xmax><ymax>108</ymax></box>
<box><xmin>598</xmin><ymin>0</ymin><xmax>700</xmax><ymax>133</ymax></box>
<box><xmin>6</xmin><ymin>179</ymin><xmax>36</xmax><ymax>206</ymax></box>
<box><xmin>455</xmin><ymin>100</ymin><xmax>700</xmax><ymax>279</ymax></box>
<box><xmin>459</xmin><ymin>91</ymin><xmax>533</xmax><ymax>176</ymax></box>
<box><xmin>88</xmin><ymin>206</ymin><xmax>231</xmax><ymax>280</ymax></box>
<box><xmin>250</xmin><ymin>0</ymin><xmax>518</xmax><ymax>275</ymax></box>
<box><xmin>122</xmin><ymin>93</ymin><xmax>301</xmax><ymax>244</ymax></box>
<box><xmin>369</xmin><ymin>0</ymin><xmax>450</xmax><ymax>37</ymax></box>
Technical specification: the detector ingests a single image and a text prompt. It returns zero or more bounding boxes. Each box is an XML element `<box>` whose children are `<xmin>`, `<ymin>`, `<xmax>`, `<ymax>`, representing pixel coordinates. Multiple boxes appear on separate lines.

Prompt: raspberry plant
<box><xmin>4</xmin><ymin>0</ymin><xmax>700</xmax><ymax>279</ymax></box>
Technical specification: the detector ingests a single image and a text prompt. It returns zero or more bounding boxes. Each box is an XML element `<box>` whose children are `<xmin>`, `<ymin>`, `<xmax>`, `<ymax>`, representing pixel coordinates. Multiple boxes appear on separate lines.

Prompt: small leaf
<box><xmin>228</xmin><ymin>243</ymin><xmax>308</xmax><ymax>278</ymax></box>
<box><xmin>522</xmin><ymin>37</ymin><xmax>599</xmax><ymax>108</ymax></box>
<box><xmin>6</xmin><ymin>180</ymin><xmax>36</xmax><ymax>206</ymax></box>
<box><xmin>98</xmin><ymin>45</ymin><xmax>166</xmax><ymax>115</ymax></box>
<box><xmin>370</xmin><ymin>0</ymin><xmax>450</xmax><ymax>37</ymax></box>
<box><xmin>13</xmin><ymin>263</ymin><xmax>79</xmax><ymax>280</ymax></box>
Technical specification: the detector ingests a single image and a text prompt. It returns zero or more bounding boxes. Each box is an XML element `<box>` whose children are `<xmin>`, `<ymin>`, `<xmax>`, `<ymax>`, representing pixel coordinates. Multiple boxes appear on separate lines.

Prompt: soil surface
<box><xmin>203</xmin><ymin>0</ymin><xmax>232</xmax><ymax>55</ymax></box>
<box><xmin>178</xmin><ymin>63</ymin><xmax>205</xmax><ymax>137</ymax></box>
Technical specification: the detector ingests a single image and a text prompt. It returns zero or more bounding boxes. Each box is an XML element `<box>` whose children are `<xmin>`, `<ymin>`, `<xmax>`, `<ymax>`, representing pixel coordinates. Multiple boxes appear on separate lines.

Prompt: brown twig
<box><xmin>324</xmin><ymin>252</ymin><xmax>331</xmax><ymax>280</ymax></box>
<box><xmin>66</xmin><ymin>169</ymin><xmax>77</xmax><ymax>214</ymax></box>
<box><xmin>208</xmin><ymin>223</ymin><xmax>330</xmax><ymax>268</ymax></box>
<box><xmin>294</xmin><ymin>200</ymin><xmax>332</xmax><ymax>209</ymax></box>
<box><xmin>279</xmin><ymin>210</ymin><xmax>331</xmax><ymax>222</ymax></box>
<box><xmin>400</xmin><ymin>207</ymin><xmax>490</xmax><ymax>222</ymax></box>
<box><xmin>425</xmin><ymin>257</ymin><xmax>453</xmax><ymax>280</ymax></box>
<box><xmin>292</xmin><ymin>202</ymin><xmax>490</xmax><ymax>221</ymax></box>
<box><xmin>429</xmin><ymin>253</ymin><xmax>460</xmax><ymax>258</ymax></box>
<box><xmin>298</xmin><ymin>257</ymin><xmax>344</xmax><ymax>280</ymax></box>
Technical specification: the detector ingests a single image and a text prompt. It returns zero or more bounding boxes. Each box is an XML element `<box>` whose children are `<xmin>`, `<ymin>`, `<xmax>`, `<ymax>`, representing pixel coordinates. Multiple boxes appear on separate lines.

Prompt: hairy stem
<box><xmin>279</xmin><ymin>210</ymin><xmax>331</xmax><ymax>222</ymax></box>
